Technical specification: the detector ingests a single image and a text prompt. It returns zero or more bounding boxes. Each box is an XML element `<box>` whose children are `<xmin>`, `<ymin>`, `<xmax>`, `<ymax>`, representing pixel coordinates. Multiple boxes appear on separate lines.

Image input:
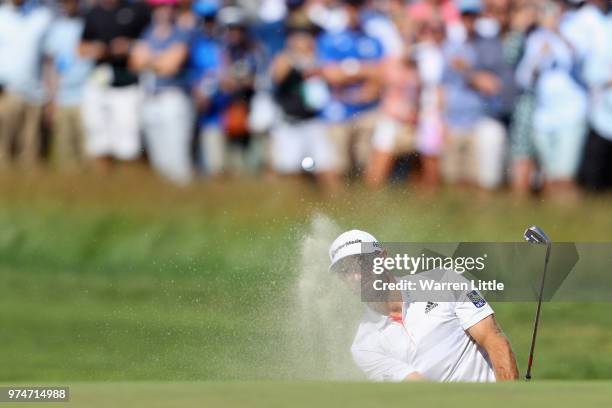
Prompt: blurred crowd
<box><xmin>0</xmin><ymin>0</ymin><xmax>611</xmax><ymax>196</ymax></box>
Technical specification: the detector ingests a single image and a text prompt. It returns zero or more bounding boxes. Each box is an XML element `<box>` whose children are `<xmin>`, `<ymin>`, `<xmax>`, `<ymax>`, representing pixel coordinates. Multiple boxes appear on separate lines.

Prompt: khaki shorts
<box><xmin>442</xmin><ymin>118</ymin><xmax>507</xmax><ymax>189</ymax></box>
<box><xmin>442</xmin><ymin>129</ymin><xmax>478</xmax><ymax>184</ymax></box>
<box><xmin>327</xmin><ymin>110</ymin><xmax>379</xmax><ymax>175</ymax></box>
<box><xmin>371</xmin><ymin>115</ymin><xmax>415</xmax><ymax>155</ymax></box>
<box><xmin>0</xmin><ymin>92</ymin><xmax>42</xmax><ymax>166</ymax></box>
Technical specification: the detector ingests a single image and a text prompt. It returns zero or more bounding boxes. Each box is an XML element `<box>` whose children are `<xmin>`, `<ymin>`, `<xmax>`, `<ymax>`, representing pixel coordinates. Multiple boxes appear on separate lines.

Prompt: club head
<box><xmin>524</xmin><ymin>226</ymin><xmax>550</xmax><ymax>245</ymax></box>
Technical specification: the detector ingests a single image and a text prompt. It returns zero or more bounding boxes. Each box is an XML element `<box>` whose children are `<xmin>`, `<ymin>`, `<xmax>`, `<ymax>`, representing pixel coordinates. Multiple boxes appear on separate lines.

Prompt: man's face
<box><xmin>333</xmin><ymin>255</ymin><xmax>365</xmax><ymax>294</ymax></box>
<box><xmin>461</xmin><ymin>13</ymin><xmax>479</xmax><ymax>37</ymax></box>
<box><xmin>225</xmin><ymin>26</ymin><xmax>246</xmax><ymax>46</ymax></box>
<box><xmin>61</xmin><ymin>0</ymin><xmax>79</xmax><ymax>17</ymax></box>
<box><xmin>333</xmin><ymin>252</ymin><xmax>386</xmax><ymax>297</ymax></box>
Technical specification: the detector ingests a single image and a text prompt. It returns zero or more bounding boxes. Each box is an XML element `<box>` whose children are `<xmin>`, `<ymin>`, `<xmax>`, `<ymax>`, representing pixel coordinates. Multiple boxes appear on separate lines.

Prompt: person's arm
<box><xmin>270</xmin><ymin>52</ymin><xmax>292</xmax><ymax>84</ymax></box>
<box><xmin>467</xmin><ymin>314</ymin><xmax>519</xmax><ymax>381</ymax></box>
<box><xmin>352</xmin><ymin>348</ymin><xmax>425</xmax><ymax>382</ymax></box>
<box><xmin>130</xmin><ymin>40</ymin><xmax>188</xmax><ymax>77</ymax></box>
<box><xmin>78</xmin><ymin>13</ymin><xmax>107</xmax><ymax>60</ymax></box>
<box><xmin>129</xmin><ymin>41</ymin><xmax>152</xmax><ymax>72</ymax></box>
<box><xmin>152</xmin><ymin>43</ymin><xmax>188</xmax><ymax>77</ymax></box>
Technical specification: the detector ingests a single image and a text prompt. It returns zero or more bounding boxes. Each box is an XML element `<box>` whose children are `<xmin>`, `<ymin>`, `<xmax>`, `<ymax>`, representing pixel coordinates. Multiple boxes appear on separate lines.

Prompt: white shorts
<box><xmin>270</xmin><ymin>119</ymin><xmax>334</xmax><ymax>174</ymax></box>
<box><xmin>81</xmin><ymin>81</ymin><xmax>142</xmax><ymax>160</ymax></box>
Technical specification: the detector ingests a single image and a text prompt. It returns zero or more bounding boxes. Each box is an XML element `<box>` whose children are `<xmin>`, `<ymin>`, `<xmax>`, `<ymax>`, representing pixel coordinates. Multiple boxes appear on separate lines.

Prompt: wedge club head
<box><xmin>524</xmin><ymin>226</ymin><xmax>550</xmax><ymax>245</ymax></box>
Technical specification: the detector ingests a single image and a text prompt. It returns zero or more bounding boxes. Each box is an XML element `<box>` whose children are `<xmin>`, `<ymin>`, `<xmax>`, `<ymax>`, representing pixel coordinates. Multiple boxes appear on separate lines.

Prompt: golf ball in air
<box><xmin>301</xmin><ymin>157</ymin><xmax>316</xmax><ymax>172</ymax></box>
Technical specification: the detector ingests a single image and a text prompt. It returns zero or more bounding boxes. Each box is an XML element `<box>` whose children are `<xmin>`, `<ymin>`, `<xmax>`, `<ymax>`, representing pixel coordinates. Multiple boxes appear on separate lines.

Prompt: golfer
<box><xmin>329</xmin><ymin>230</ymin><xmax>519</xmax><ymax>382</ymax></box>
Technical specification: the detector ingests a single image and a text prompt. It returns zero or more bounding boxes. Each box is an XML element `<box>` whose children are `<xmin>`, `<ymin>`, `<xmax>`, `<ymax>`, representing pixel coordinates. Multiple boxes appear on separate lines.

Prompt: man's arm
<box><xmin>352</xmin><ymin>348</ymin><xmax>424</xmax><ymax>382</ymax></box>
<box><xmin>467</xmin><ymin>314</ymin><xmax>519</xmax><ymax>381</ymax></box>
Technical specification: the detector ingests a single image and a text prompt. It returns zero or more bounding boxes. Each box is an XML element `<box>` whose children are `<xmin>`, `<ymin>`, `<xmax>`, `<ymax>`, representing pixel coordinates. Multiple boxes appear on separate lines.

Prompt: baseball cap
<box><xmin>193</xmin><ymin>0</ymin><xmax>220</xmax><ymax>17</ymax></box>
<box><xmin>217</xmin><ymin>6</ymin><xmax>248</xmax><ymax>27</ymax></box>
<box><xmin>329</xmin><ymin>230</ymin><xmax>383</xmax><ymax>271</ymax></box>
<box><xmin>459</xmin><ymin>0</ymin><xmax>482</xmax><ymax>15</ymax></box>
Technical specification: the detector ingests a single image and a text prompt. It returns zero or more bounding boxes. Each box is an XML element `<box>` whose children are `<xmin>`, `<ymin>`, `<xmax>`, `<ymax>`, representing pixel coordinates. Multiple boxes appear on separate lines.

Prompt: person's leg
<box><xmin>326</xmin><ymin>121</ymin><xmax>352</xmax><ymax>177</ymax></box>
<box><xmin>419</xmin><ymin>155</ymin><xmax>442</xmax><ymax>188</ymax></box>
<box><xmin>416</xmin><ymin>115</ymin><xmax>444</xmax><ymax>189</ymax></box>
<box><xmin>0</xmin><ymin>93</ymin><xmax>24</xmax><ymax>167</ymax></box>
<box><xmin>474</xmin><ymin>117</ymin><xmax>507</xmax><ymax>190</ymax></box>
<box><xmin>441</xmin><ymin>129</ymin><xmax>468</xmax><ymax>185</ymax></box>
<box><xmin>302</xmin><ymin>119</ymin><xmax>340</xmax><ymax>190</ymax></box>
<box><xmin>71</xmin><ymin>106</ymin><xmax>86</xmax><ymax>166</ymax></box>
<box><xmin>81</xmin><ymin>81</ymin><xmax>112</xmax><ymax>171</ymax></box>
<box><xmin>147</xmin><ymin>90</ymin><xmax>193</xmax><ymax>184</ymax></box>
<box><xmin>270</xmin><ymin>120</ymin><xmax>303</xmax><ymax>175</ymax></box>
<box><xmin>510</xmin><ymin>92</ymin><xmax>537</xmax><ymax>195</ymax></box>
<box><xmin>579</xmin><ymin>128</ymin><xmax>612</xmax><ymax>191</ymax></box>
<box><xmin>141</xmin><ymin>94</ymin><xmax>161</xmax><ymax>175</ymax></box>
<box><xmin>53</xmin><ymin>106</ymin><xmax>75</xmax><ymax>169</ymax></box>
<box><xmin>511</xmin><ymin>158</ymin><xmax>536</xmax><ymax>195</ymax></box>
<box><xmin>200</xmin><ymin>124</ymin><xmax>226</xmax><ymax>176</ymax></box>
<box><xmin>108</xmin><ymin>86</ymin><xmax>142</xmax><ymax>162</ymax></box>
<box><xmin>366</xmin><ymin>115</ymin><xmax>398</xmax><ymax>188</ymax></box>
<box><xmin>353</xmin><ymin>110</ymin><xmax>378</xmax><ymax>177</ymax></box>
<box><xmin>544</xmin><ymin>122</ymin><xmax>586</xmax><ymax>196</ymax></box>
<box><xmin>16</xmin><ymin>101</ymin><xmax>43</xmax><ymax>168</ymax></box>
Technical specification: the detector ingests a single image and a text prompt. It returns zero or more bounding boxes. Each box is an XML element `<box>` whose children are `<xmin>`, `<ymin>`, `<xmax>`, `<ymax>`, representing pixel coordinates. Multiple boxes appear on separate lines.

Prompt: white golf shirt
<box><xmin>351</xmin><ymin>278</ymin><xmax>496</xmax><ymax>382</ymax></box>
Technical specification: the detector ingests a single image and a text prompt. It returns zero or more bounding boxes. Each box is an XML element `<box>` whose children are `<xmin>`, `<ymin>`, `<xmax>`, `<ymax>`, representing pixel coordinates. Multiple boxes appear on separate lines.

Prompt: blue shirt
<box><xmin>583</xmin><ymin>15</ymin><xmax>612</xmax><ymax>140</ymax></box>
<box><xmin>189</xmin><ymin>33</ymin><xmax>226</xmax><ymax>126</ymax></box>
<box><xmin>442</xmin><ymin>36</ymin><xmax>509</xmax><ymax>130</ymax></box>
<box><xmin>317</xmin><ymin>29</ymin><xmax>383</xmax><ymax>122</ymax></box>
<box><xmin>0</xmin><ymin>2</ymin><xmax>52</xmax><ymax>102</ymax></box>
<box><xmin>442</xmin><ymin>40</ymin><xmax>484</xmax><ymax>130</ymax></box>
<box><xmin>140</xmin><ymin>25</ymin><xmax>191</xmax><ymax>92</ymax></box>
<box><xmin>515</xmin><ymin>28</ymin><xmax>587</xmax><ymax>132</ymax></box>
<box><xmin>44</xmin><ymin>17</ymin><xmax>93</xmax><ymax>106</ymax></box>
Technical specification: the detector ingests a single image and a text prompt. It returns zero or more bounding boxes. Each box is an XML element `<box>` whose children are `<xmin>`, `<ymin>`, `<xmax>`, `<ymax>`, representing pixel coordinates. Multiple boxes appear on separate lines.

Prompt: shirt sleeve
<box><xmin>351</xmin><ymin>347</ymin><xmax>417</xmax><ymax>382</ymax></box>
<box><xmin>454</xmin><ymin>290</ymin><xmax>494</xmax><ymax>330</ymax></box>
<box><xmin>316</xmin><ymin>35</ymin><xmax>335</xmax><ymax>64</ymax></box>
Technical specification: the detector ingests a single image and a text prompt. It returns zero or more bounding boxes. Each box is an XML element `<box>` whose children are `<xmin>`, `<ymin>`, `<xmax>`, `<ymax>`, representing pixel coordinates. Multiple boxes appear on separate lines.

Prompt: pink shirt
<box><xmin>407</xmin><ymin>0</ymin><xmax>460</xmax><ymax>25</ymax></box>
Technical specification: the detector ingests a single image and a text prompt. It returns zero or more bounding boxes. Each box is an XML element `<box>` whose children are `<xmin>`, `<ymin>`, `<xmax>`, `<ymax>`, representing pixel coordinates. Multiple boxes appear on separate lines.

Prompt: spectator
<box><xmin>176</xmin><ymin>0</ymin><xmax>199</xmax><ymax>32</ymax></box>
<box><xmin>413</xmin><ymin>19</ymin><xmax>446</xmax><ymax>189</ymax></box>
<box><xmin>440</xmin><ymin>0</ymin><xmax>508</xmax><ymax>189</ymax></box>
<box><xmin>269</xmin><ymin>21</ymin><xmax>339</xmax><ymax>188</ymax></box>
<box><xmin>197</xmin><ymin>6</ymin><xmax>264</xmax><ymax>175</ymax></box>
<box><xmin>0</xmin><ymin>0</ymin><xmax>52</xmax><ymax>168</ymax></box>
<box><xmin>407</xmin><ymin>0</ymin><xmax>463</xmax><ymax>42</ymax></box>
<box><xmin>360</xmin><ymin>1</ymin><xmax>404</xmax><ymax>58</ymax></box>
<box><xmin>190</xmin><ymin>1</ymin><xmax>224</xmax><ymax>175</ymax></box>
<box><xmin>579</xmin><ymin>1</ymin><xmax>612</xmax><ymax>191</ymax></box>
<box><xmin>79</xmin><ymin>0</ymin><xmax>151</xmax><ymax>171</ymax></box>
<box><xmin>515</xmin><ymin>0</ymin><xmax>587</xmax><ymax>196</ymax></box>
<box><xmin>365</xmin><ymin>49</ymin><xmax>420</xmax><ymax>187</ymax></box>
<box><xmin>130</xmin><ymin>0</ymin><xmax>193</xmax><ymax>184</ymax></box>
<box><xmin>317</xmin><ymin>0</ymin><xmax>384</xmax><ymax>177</ymax></box>
<box><xmin>44</xmin><ymin>0</ymin><xmax>93</xmax><ymax>169</ymax></box>
<box><xmin>561</xmin><ymin>0</ymin><xmax>609</xmax><ymax>63</ymax></box>
<box><xmin>507</xmin><ymin>0</ymin><xmax>539</xmax><ymax>195</ymax></box>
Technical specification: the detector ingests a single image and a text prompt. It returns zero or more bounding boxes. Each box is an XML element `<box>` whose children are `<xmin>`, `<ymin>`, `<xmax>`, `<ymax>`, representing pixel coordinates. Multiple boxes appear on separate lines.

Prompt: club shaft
<box><xmin>525</xmin><ymin>243</ymin><xmax>551</xmax><ymax>380</ymax></box>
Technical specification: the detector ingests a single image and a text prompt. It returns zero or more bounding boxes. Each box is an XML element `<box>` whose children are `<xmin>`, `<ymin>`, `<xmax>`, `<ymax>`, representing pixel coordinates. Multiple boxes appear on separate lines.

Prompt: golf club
<box><xmin>523</xmin><ymin>225</ymin><xmax>551</xmax><ymax>381</ymax></box>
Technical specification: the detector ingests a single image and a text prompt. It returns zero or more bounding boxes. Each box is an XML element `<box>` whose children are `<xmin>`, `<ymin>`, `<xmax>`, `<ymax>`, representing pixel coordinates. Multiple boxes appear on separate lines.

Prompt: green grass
<box><xmin>8</xmin><ymin>381</ymin><xmax>612</xmax><ymax>408</ymax></box>
<box><xmin>1</xmin><ymin>172</ymin><xmax>612</xmax><ymax>382</ymax></box>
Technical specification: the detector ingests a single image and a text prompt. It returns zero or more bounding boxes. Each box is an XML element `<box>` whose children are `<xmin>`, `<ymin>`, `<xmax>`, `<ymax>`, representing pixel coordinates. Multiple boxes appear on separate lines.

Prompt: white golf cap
<box><xmin>329</xmin><ymin>230</ymin><xmax>383</xmax><ymax>270</ymax></box>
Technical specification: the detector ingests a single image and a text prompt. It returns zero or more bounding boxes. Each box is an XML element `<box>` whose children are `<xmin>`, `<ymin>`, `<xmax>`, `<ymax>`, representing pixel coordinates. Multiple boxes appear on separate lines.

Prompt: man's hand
<box><xmin>469</xmin><ymin>71</ymin><xmax>502</xmax><ymax>95</ymax></box>
<box><xmin>404</xmin><ymin>372</ymin><xmax>427</xmax><ymax>382</ymax></box>
<box><xmin>467</xmin><ymin>315</ymin><xmax>519</xmax><ymax>381</ymax></box>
